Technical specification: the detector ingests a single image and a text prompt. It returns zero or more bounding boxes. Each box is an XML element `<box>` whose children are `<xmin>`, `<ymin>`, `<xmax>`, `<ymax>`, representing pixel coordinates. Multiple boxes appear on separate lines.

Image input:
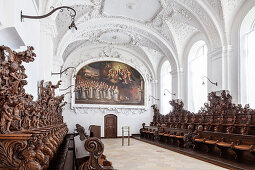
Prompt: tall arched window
<box><xmin>240</xmin><ymin>7</ymin><xmax>255</xmax><ymax>108</ymax></box>
<box><xmin>161</xmin><ymin>60</ymin><xmax>172</xmax><ymax>115</ymax></box>
<box><xmin>188</xmin><ymin>41</ymin><xmax>208</xmax><ymax>112</ymax></box>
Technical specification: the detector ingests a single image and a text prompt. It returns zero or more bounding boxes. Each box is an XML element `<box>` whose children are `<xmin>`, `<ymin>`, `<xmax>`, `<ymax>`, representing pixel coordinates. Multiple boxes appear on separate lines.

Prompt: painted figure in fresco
<box><xmin>138</xmin><ymin>85</ymin><xmax>142</xmax><ymax>102</ymax></box>
<box><xmin>75</xmin><ymin>86</ymin><xmax>79</xmax><ymax>100</ymax></box>
<box><xmin>85</xmin><ymin>84</ymin><xmax>89</xmax><ymax>98</ymax></box>
<box><xmin>107</xmin><ymin>86</ymin><xmax>112</xmax><ymax>100</ymax></box>
<box><xmin>81</xmin><ymin>87</ymin><xmax>86</xmax><ymax>99</ymax></box>
<box><xmin>88</xmin><ymin>85</ymin><xmax>93</xmax><ymax>99</ymax></box>
<box><xmin>95</xmin><ymin>86</ymin><xmax>100</xmax><ymax>100</ymax></box>
<box><xmin>113</xmin><ymin>86</ymin><xmax>119</xmax><ymax>102</ymax></box>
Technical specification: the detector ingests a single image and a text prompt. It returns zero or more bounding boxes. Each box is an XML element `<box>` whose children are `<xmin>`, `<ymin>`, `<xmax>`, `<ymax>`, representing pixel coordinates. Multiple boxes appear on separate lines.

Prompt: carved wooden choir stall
<box><xmin>140</xmin><ymin>91</ymin><xmax>255</xmax><ymax>163</ymax></box>
<box><xmin>0</xmin><ymin>46</ymin><xmax>114</xmax><ymax>170</ymax></box>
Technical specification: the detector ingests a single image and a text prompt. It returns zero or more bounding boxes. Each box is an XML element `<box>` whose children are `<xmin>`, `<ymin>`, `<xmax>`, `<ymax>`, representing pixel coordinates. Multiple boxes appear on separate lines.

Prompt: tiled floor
<box><xmin>102</xmin><ymin>138</ymin><xmax>226</xmax><ymax>170</ymax></box>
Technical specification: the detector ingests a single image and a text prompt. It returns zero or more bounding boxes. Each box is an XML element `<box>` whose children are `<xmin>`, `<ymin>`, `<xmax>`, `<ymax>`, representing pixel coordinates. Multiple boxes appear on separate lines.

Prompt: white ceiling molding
<box><xmin>102</xmin><ymin>0</ymin><xmax>162</xmax><ymax>22</ymax></box>
<box><xmin>56</xmin><ymin>18</ymin><xmax>179</xmax><ymax>70</ymax></box>
<box><xmin>63</xmin><ymin>44</ymin><xmax>156</xmax><ymax>79</ymax></box>
<box><xmin>175</xmin><ymin>0</ymin><xmax>222</xmax><ymax>50</ymax></box>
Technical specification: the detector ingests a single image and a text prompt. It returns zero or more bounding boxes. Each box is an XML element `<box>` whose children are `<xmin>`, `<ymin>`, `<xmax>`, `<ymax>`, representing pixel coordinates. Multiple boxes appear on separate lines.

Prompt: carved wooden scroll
<box><xmin>79</xmin><ymin>137</ymin><xmax>114</xmax><ymax>170</ymax></box>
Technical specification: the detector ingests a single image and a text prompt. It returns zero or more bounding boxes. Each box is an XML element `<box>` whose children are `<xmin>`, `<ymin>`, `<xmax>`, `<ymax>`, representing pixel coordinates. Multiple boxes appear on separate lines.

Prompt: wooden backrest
<box><xmin>163</xmin><ymin>127</ymin><xmax>190</xmax><ymax>136</ymax></box>
<box><xmin>149</xmin><ymin>91</ymin><xmax>255</xmax><ymax>135</ymax></box>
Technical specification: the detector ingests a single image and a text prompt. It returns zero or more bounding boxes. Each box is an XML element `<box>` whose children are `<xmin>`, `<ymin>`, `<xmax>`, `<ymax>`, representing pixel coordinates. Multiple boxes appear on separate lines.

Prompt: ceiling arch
<box><xmin>56</xmin><ymin>17</ymin><xmax>179</xmax><ymax>70</ymax></box>
<box><xmin>62</xmin><ymin>44</ymin><xmax>157</xmax><ymax>81</ymax></box>
<box><xmin>39</xmin><ymin>0</ymin><xmax>229</xmax><ymax>73</ymax></box>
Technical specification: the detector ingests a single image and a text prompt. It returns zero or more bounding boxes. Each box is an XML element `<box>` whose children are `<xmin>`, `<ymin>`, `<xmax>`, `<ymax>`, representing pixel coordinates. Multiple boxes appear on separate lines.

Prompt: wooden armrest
<box><xmin>101</xmin><ymin>154</ymin><xmax>106</xmax><ymax>159</ymax></box>
<box><xmin>202</xmin><ymin>138</ymin><xmax>206</xmax><ymax>142</ymax></box>
<box><xmin>193</xmin><ymin>134</ymin><xmax>200</xmax><ymax>141</ymax></box>
<box><xmin>249</xmin><ymin>145</ymin><xmax>255</xmax><ymax>152</ymax></box>
<box><xmin>230</xmin><ymin>142</ymin><xmax>235</xmax><ymax>148</ymax></box>
<box><xmin>103</xmin><ymin>160</ymin><xmax>112</xmax><ymax>166</ymax></box>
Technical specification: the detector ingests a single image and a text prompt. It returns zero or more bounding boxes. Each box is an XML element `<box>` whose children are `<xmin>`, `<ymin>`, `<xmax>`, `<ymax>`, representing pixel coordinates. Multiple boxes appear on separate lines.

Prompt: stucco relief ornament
<box><xmin>146</xmin><ymin>74</ymin><xmax>153</xmax><ymax>82</ymax></box>
<box><xmin>99</xmin><ymin>46</ymin><xmax>120</xmax><ymax>58</ymax></box>
<box><xmin>96</xmin><ymin>107</ymin><xmax>147</xmax><ymax>115</ymax></box>
<box><xmin>98</xmin><ymin>107</ymin><xmax>121</xmax><ymax>115</ymax></box>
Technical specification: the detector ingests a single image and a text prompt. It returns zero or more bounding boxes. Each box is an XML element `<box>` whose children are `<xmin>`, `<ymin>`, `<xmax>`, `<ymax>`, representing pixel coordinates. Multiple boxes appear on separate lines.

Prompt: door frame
<box><xmin>104</xmin><ymin>114</ymin><xmax>117</xmax><ymax>138</ymax></box>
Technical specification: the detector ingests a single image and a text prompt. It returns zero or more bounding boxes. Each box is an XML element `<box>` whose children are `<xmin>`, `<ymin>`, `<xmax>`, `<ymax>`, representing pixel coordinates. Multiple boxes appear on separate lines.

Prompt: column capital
<box><xmin>152</xmin><ymin>80</ymin><xmax>158</xmax><ymax>84</ymax></box>
<box><xmin>171</xmin><ymin>68</ymin><xmax>183</xmax><ymax>75</ymax></box>
<box><xmin>208</xmin><ymin>47</ymin><xmax>222</xmax><ymax>57</ymax></box>
<box><xmin>222</xmin><ymin>45</ymin><xmax>233</xmax><ymax>52</ymax></box>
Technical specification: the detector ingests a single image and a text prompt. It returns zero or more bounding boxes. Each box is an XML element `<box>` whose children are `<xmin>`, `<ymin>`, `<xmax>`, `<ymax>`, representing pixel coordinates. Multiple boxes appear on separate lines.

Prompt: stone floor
<box><xmin>102</xmin><ymin>138</ymin><xmax>227</xmax><ymax>170</ymax></box>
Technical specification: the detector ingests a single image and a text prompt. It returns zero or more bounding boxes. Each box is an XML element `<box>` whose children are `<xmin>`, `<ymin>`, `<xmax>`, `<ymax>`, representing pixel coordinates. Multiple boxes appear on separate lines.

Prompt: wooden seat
<box><xmin>205</xmin><ymin>140</ymin><xmax>217</xmax><ymax>144</ymax></box>
<box><xmin>194</xmin><ymin>138</ymin><xmax>205</xmax><ymax>142</ymax></box>
<box><xmin>176</xmin><ymin>136</ymin><xmax>184</xmax><ymax>139</ymax></box>
<box><xmin>216</xmin><ymin>142</ymin><xmax>233</xmax><ymax>147</ymax></box>
<box><xmin>234</xmin><ymin>145</ymin><xmax>251</xmax><ymax>150</ymax></box>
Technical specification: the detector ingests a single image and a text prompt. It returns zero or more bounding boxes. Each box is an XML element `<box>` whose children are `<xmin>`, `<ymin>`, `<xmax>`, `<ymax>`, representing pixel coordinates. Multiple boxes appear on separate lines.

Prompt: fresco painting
<box><xmin>75</xmin><ymin>61</ymin><xmax>144</xmax><ymax>105</ymax></box>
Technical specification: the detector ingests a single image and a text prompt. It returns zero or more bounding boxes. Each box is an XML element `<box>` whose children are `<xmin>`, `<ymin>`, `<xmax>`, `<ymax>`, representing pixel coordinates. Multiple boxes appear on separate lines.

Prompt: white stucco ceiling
<box><xmin>103</xmin><ymin>0</ymin><xmax>162</xmax><ymax>22</ymax></box>
<box><xmin>40</xmin><ymin>0</ymin><xmax>244</xmax><ymax>70</ymax></box>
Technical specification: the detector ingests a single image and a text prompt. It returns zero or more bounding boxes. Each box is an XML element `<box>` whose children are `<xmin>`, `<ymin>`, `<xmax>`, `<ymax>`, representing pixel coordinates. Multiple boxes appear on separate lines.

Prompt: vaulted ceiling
<box><xmin>40</xmin><ymin>0</ymin><xmax>245</xmax><ymax>70</ymax></box>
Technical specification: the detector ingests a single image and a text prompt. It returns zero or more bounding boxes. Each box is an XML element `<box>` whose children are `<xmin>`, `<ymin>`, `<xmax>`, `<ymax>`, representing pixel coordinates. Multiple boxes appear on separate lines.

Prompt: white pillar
<box><xmin>171</xmin><ymin>68</ymin><xmax>183</xmax><ymax>100</ymax></box>
<box><xmin>223</xmin><ymin>45</ymin><xmax>238</xmax><ymax>103</ymax></box>
<box><xmin>152</xmin><ymin>79</ymin><xmax>159</xmax><ymax>106</ymax></box>
<box><xmin>222</xmin><ymin>45</ymin><xmax>232</xmax><ymax>90</ymax></box>
<box><xmin>207</xmin><ymin>48</ymin><xmax>223</xmax><ymax>92</ymax></box>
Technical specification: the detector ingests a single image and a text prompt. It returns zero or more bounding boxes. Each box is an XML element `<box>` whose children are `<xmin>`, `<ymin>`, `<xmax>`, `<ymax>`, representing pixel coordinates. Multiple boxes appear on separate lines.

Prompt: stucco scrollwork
<box><xmin>99</xmin><ymin>46</ymin><xmax>120</xmax><ymax>58</ymax></box>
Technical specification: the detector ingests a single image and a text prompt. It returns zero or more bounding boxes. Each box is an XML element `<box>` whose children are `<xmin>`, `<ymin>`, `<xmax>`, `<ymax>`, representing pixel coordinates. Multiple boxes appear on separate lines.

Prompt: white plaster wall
<box><xmin>59</xmin><ymin>45</ymin><xmax>156</xmax><ymax>136</ymax></box>
<box><xmin>63</xmin><ymin>108</ymin><xmax>153</xmax><ymax>137</ymax></box>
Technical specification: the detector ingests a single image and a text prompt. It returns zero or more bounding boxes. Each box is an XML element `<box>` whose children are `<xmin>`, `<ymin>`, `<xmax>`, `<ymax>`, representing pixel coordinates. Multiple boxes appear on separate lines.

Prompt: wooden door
<box><xmin>104</xmin><ymin>114</ymin><xmax>117</xmax><ymax>138</ymax></box>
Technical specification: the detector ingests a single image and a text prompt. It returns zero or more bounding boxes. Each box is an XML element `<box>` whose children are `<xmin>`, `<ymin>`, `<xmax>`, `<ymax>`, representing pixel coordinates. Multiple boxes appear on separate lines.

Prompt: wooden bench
<box><xmin>159</xmin><ymin>126</ymin><xmax>192</xmax><ymax>147</ymax></box>
<box><xmin>140</xmin><ymin>125</ymin><xmax>158</xmax><ymax>140</ymax></box>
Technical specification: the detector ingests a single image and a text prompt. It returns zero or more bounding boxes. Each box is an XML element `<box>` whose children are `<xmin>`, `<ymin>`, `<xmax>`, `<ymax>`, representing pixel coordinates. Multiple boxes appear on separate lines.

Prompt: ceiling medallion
<box><xmin>112</xmin><ymin>36</ymin><xmax>117</xmax><ymax>39</ymax></box>
<box><xmin>126</xmin><ymin>3</ymin><xmax>136</xmax><ymax>9</ymax></box>
<box><xmin>99</xmin><ymin>31</ymin><xmax>132</xmax><ymax>44</ymax></box>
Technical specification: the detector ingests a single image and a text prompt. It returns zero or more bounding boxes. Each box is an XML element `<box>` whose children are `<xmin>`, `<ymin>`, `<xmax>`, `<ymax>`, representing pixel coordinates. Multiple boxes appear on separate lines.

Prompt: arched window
<box><xmin>188</xmin><ymin>41</ymin><xmax>208</xmax><ymax>112</ymax></box>
<box><xmin>160</xmin><ymin>60</ymin><xmax>172</xmax><ymax>115</ymax></box>
<box><xmin>240</xmin><ymin>7</ymin><xmax>255</xmax><ymax>108</ymax></box>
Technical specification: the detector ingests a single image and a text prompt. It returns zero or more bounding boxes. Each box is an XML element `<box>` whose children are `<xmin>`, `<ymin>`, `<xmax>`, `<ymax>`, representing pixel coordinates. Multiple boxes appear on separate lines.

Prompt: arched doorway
<box><xmin>104</xmin><ymin>114</ymin><xmax>117</xmax><ymax>138</ymax></box>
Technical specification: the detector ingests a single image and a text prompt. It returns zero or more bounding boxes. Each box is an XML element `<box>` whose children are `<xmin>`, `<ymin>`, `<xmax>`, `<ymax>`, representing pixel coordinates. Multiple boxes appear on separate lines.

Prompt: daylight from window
<box><xmin>188</xmin><ymin>41</ymin><xmax>208</xmax><ymax>113</ymax></box>
<box><xmin>161</xmin><ymin>61</ymin><xmax>172</xmax><ymax>115</ymax></box>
